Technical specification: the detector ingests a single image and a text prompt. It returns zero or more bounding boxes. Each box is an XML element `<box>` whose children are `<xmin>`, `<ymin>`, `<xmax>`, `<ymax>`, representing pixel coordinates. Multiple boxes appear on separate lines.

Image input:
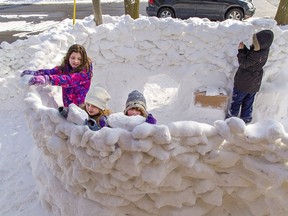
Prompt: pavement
<box><xmin>253</xmin><ymin>0</ymin><xmax>278</xmax><ymax>18</ymax></box>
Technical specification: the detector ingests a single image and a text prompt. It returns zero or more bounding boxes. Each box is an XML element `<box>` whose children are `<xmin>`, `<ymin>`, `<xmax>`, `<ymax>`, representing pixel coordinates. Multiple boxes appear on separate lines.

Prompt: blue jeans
<box><xmin>228</xmin><ymin>87</ymin><xmax>256</xmax><ymax>123</ymax></box>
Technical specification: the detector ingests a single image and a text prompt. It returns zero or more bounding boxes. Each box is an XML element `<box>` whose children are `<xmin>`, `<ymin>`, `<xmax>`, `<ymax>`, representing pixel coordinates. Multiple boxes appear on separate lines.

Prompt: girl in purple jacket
<box><xmin>21</xmin><ymin>44</ymin><xmax>93</xmax><ymax>107</ymax></box>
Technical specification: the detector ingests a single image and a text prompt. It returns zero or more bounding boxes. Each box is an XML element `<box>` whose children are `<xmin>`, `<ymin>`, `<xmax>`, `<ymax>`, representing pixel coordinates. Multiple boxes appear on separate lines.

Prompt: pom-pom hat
<box><xmin>124</xmin><ymin>90</ymin><xmax>147</xmax><ymax>117</ymax></box>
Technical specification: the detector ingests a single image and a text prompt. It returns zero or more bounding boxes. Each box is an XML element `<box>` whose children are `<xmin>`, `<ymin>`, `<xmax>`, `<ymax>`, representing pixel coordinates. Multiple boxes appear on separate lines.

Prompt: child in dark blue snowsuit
<box><xmin>227</xmin><ymin>30</ymin><xmax>274</xmax><ymax>123</ymax></box>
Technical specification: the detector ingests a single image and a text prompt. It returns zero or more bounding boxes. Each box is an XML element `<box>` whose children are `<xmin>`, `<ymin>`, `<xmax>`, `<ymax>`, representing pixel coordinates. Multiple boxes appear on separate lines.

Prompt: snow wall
<box><xmin>25</xmin><ymin>91</ymin><xmax>288</xmax><ymax>216</ymax></box>
<box><xmin>1</xmin><ymin>15</ymin><xmax>288</xmax><ymax>216</ymax></box>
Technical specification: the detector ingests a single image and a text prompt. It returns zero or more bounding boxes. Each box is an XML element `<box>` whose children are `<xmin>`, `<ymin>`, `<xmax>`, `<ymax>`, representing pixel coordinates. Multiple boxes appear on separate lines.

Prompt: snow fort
<box><xmin>7</xmin><ymin>15</ymin><xmax>288</xmax><ymax>215</ymax></box>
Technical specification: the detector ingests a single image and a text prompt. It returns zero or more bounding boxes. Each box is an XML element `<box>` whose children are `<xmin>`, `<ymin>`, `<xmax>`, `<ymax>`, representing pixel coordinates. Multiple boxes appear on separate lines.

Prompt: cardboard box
<box><xmin>194</xmin><ymin>91</ymin><xmax>228</xmax><ymax>109</ymax></box>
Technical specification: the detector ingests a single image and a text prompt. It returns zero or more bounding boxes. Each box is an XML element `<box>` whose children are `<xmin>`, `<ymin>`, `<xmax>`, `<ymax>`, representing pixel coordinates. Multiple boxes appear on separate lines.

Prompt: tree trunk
<box><xmin>92</xmin><ymin>0</ymin><xmax>103</xmax><ymax>25</ymax></box>
<box><xmin>124</xmin><ymin>0</ymin><xmax>140</xmax><ymax>19</ymax></box>
<box><xmin>275</xmin><ymin>0</ymin><xmax>288</xmax><ymax>25</ymax></box>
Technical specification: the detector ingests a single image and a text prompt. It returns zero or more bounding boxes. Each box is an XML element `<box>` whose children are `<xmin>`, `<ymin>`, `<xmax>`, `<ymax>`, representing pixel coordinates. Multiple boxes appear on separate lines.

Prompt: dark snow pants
<box><xmin>228</xmin><ymin>87</ymin><xmax>256</xmax><ymax>123</ymax></box>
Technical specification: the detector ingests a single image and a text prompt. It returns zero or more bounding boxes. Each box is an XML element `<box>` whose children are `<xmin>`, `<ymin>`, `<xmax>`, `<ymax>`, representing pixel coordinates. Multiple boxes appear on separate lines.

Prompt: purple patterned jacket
<box><xmin>35</xmin><ymin>64</ymin><xmax>93</xmax><ymax>107</ymax></box>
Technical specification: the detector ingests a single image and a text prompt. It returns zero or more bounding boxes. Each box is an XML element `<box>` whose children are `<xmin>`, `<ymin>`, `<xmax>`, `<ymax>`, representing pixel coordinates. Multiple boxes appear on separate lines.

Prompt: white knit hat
<box><xmin>85</xmin><ymin>86</ymin><xmax>110</xmax><ymax>110</ymax></box>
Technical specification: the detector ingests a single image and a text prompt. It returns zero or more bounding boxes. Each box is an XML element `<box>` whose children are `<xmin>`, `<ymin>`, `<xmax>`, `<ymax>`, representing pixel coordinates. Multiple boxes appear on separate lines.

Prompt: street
<box><xmin>0</xmin><ymin>0</ymin><xmax>278</xmax><ymax>44</ymax></box>
<box><xmin>0</xmin><ymin>2</ymin><xmax>148</xmax><ymax>22</ymax></box>
<box><xmin>0</xmin><ymin>2</ymin><xmax>147</xmax><ymax>43</ymax></box>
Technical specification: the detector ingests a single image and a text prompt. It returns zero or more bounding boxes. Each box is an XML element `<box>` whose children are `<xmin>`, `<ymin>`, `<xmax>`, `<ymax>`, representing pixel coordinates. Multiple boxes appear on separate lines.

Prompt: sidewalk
<box><xmin>253</xmin><ymin>0</ymin><xmax>279</xmax><ymax>18</ymax></box>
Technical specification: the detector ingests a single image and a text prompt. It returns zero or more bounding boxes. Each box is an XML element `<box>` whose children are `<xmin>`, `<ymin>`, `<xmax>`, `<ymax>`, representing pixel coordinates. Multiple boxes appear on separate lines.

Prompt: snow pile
<box><xmin>0</xmin><ymin>15</ymin><xmax>284</xmax><ymax>215</ymax></box>
<box><xmin>24</xmin><ymin>90</ymin><xmax>288</xmax><ymax>216</ymax></box>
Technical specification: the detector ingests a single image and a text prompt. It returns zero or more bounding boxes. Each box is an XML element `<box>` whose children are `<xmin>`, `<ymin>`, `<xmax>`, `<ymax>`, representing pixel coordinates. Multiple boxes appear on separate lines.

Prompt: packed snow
<box><xmin>1</xmin><ymin>0</ymin><xmax>288</xmax><ymax>215</ymax></box>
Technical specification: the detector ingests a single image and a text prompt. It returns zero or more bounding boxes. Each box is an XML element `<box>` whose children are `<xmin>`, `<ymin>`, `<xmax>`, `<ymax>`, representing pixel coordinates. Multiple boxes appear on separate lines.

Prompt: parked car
<box><xmin>146</xmin><ymin>0</ymin><xmax>256</xmax><ymax>21</ymax></box>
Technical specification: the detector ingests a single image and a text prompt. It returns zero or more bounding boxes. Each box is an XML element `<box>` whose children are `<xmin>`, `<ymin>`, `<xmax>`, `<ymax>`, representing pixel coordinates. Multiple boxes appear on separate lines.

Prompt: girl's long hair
<box><xmin>60</xmin><ymin>44</ymin><xmax>91</xmax><ymax>73</ymax></box>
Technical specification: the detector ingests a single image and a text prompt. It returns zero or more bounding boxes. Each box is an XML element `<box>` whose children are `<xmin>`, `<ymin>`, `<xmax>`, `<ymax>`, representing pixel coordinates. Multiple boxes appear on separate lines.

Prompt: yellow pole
<box><xmin>73</xmin><ymin>0</ymin><xmax>76</xmax><ymax>25</ymax></box>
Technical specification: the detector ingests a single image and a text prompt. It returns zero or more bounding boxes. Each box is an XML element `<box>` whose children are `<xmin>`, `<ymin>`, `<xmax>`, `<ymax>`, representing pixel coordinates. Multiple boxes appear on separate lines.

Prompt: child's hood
<box><xmin>253</xmin><ymin>29</ymin><xmax>274</xmax><ymax>51</ymax></box>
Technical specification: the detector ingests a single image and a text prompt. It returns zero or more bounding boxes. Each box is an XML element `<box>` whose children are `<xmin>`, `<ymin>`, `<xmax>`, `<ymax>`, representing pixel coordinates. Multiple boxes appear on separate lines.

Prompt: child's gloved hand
<box><xmin>99</xmin><ymin>116</ymin><xmax>108</xmax><ymax>128</ymax></box>
<box><xmin>58</xmin><ymin>106</ymin><xmax>69</xmax><ymax>118</ymax></box>
<box><xmin>85</xmin><ymin>118</ymin><xmax>100</xmax><ymax>131</ymax></box>
<box><xmin>20</xmin><ymin>70</ymin><xmax>35</xmax><ymax>77</ymax></box>
<box><xmin>28</xmin><ymin>75</ymin><xmax>50</xmax><ymax>86</ymax></box>
<box><xmin>145</xmin><ymin>113</ymin><xmax>157</xmax><ymax>124</ymax></box>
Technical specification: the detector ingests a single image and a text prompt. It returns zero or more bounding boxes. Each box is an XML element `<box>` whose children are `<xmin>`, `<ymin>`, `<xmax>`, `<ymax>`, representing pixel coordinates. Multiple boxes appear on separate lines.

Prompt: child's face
<box><xmin>127</xmin><ymin>108</ymin><xmax>142</xmax><ymax>116</ymax></box>
<box><xmin>86</xmin><ymin>103</ymin><xmax>100</xmax><ymax>116</ymax></box>
<box><xmin>69</xmin><ymin>52</ymin><xmax>82</xmax><ymax>69</ymax></box>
